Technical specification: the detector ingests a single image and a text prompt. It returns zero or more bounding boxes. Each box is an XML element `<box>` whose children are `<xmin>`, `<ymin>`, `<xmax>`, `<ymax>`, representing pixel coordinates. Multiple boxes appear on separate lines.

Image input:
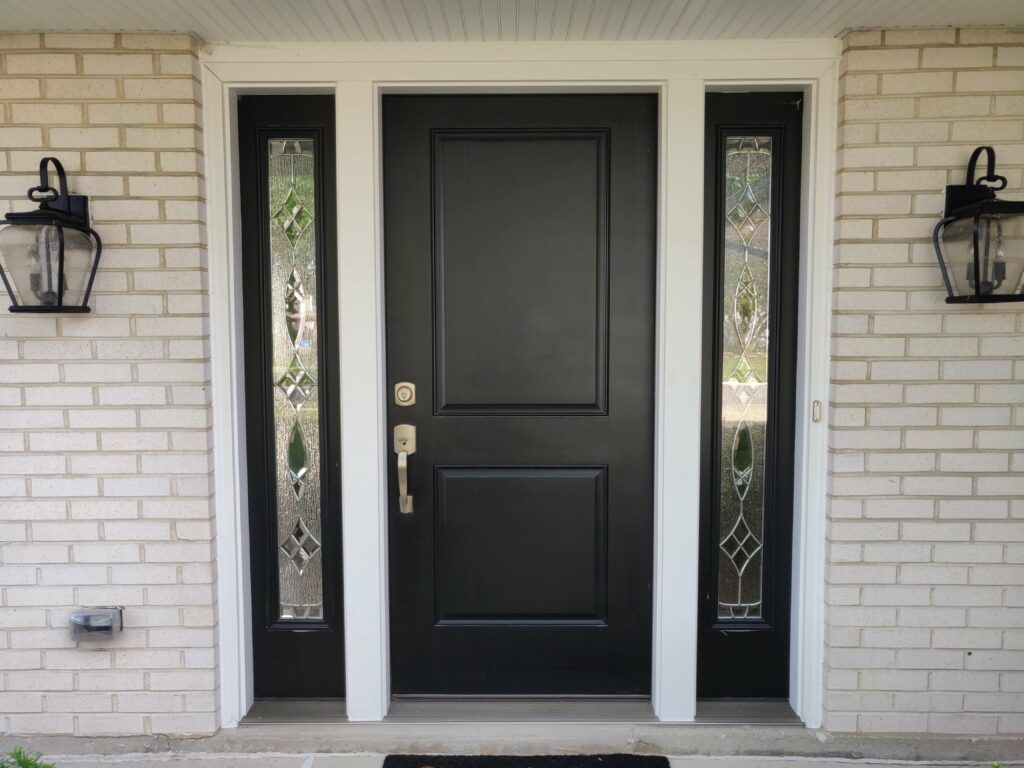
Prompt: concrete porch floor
<box><xmin>7</xmin><ymin>724</ymin><xmax>1024</xmax><ymax>767</ymax></box>
<box><xmin>29</xmin><ymin>755</ymin><xmax>1024</xmax><ymax>768</ymax></box>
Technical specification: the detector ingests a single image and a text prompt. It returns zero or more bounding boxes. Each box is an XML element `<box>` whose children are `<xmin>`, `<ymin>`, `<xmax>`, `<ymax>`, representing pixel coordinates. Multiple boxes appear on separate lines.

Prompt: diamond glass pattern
<box><xmin>276</xmin><ymin>354</ymin><xmax>317</xmax><ymax>407</ymax></box>
<box><xmin>720</xmin><ymin>516</ymin><xmax>762</xmax><ymax>575</ymax></box>
<box><xmin>717</xmin><ymin>136</ymin><xmax>772</xmax><ymax>620</ymax></box>
<box><xmin>279</xmin><ymin>517</ymin><xmax>322</xmax><ymax>574</ymax></box>
<box><xmin>273</xmin><ymin>187</ymin><xmax>315</xmax><ymax>245</ymax></box>
<box><xmin>268</xmin><ymin>138</ymin><xmax>324</xmax><ymax>622</ymax></box>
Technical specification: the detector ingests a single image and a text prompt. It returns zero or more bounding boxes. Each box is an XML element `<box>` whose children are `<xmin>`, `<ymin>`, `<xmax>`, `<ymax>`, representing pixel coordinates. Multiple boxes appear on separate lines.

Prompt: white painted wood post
<box><xmin>651</xmin><ymin>78</ymin><xmax>705</xmax><ymax>722</ymax></box>
<box><xmin>337</xmin><ymin>79</ymin><xmax>390</xmax><ymax>721</ymax></box>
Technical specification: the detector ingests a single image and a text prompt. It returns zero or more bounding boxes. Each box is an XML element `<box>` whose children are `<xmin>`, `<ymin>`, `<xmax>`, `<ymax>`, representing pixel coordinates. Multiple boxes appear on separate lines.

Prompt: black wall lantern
<box><xmin>0</xmin><ymin>157</ymin><xmax>102</xmax><ymax>313</ymax></box>
<box><xmin>934</xmin><ymin>146</ymin><xmax>1024</xmax><ymax>303</ymax></box>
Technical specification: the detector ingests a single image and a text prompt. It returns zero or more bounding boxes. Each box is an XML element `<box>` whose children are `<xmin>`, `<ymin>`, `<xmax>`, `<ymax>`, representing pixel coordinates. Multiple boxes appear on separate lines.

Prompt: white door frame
<box><xmin>203</xmin><ymin>40</ymin><xmax>838</xmax><ymax>728</ymax></box>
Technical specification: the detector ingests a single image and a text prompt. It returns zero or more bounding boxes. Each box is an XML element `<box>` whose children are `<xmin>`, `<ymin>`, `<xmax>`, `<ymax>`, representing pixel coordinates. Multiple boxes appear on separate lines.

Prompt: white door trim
<box><xmin>203</xmin><ymin>40</ymin><xmax>838</xmax><ymax>728</ymax></box>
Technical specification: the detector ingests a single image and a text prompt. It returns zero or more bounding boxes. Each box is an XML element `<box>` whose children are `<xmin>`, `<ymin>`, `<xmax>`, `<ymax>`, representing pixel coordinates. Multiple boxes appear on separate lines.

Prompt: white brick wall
<box><xmin>0</xmin><ymin>33</ymin><xmax>215</xmax><ymax>737</ymax></box>
<box><xmin>828</xmin><ymin>27</ymin><xmax>1024</xmax><ymax>737</ymax></box>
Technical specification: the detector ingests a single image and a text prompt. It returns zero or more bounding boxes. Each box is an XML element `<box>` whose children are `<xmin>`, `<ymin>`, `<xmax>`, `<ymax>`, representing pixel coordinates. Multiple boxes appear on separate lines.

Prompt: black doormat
<box><xmin>384</xmin><ymin>756</ymin><xmax>669</xmax><ymax>768</ymax></box>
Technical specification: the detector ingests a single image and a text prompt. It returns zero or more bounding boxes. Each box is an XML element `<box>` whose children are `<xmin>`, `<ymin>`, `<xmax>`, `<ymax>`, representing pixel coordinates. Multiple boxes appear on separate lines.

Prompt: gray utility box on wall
<box><xmin>70</xmin><ymin>607</ymin><xmax>123</xmax><ymax>641</ymax></box>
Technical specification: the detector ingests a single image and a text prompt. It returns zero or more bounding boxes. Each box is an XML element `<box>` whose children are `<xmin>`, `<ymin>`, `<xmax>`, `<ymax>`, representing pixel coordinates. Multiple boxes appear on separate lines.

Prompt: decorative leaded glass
<box><xmin>718</xmin><ymin>136</ymin><xmax>772</xmax><ymax>620</ymax></box>
<box><xmin>268</xmin><ymin>138</ymin><xmax>324</xmax><ymax>622</ymax></box>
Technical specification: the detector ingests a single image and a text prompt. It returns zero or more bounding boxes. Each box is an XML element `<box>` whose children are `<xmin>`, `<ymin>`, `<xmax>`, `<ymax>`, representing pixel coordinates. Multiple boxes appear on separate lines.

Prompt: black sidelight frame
<box><xmin>237</xmin><ymin>95</ymin><xmax>344</xmax><ymax>699</ymax></box>
<box><xmin>698</xmin><ymin>92</ymin><xmax>802</xmax><ymax>699</ymax></box>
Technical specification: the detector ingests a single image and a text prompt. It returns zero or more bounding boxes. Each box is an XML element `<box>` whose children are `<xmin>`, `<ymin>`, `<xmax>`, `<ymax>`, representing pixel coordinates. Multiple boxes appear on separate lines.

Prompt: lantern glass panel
<box><xmin>61</xmin><ymin>227</ymin><xmax>96</xmax><ymax>305</ymax></box>
<box><xmin>941</xmin><ymin>213</ymin><xmax>1024</xmax><ymax>298</ymax></box>
<box><xmin>0</xmin><ymin>223</ymin><xmax>94</xmax><ymax>307</ymax></box>
<box><xmin>980</xmin><ymin>213</ymin><xmax>1024</xmax><ymax>297</ymax></box>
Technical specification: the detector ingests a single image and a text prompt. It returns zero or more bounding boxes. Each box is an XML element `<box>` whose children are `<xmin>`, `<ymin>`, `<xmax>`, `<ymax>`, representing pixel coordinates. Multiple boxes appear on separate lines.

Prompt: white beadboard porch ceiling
<box><xmin>5</xmin><ymin>0</ymin><xmax>1024</xmax><ymax>43</ymax></box>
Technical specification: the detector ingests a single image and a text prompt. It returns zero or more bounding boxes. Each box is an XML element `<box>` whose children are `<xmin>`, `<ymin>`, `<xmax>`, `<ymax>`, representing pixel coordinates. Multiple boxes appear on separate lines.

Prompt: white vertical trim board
<box><xmin>204</xmin><ymin>63</ymin><xmax>252</xmax><ymax>728</ymax></box>
<box><xmin>202</xmin><ymin>40</ymin><xmax>840</xmax><ymax>728</ymax></box>
<box><xmin>336</xmin><ymin>79</ymin><xmax>391</xmax><ymax>721</ymax></box>
<box><xmin>788</xmin><ymin>66</ymin><xmax>837</xmax><ymax>730</ymax></box>
<box><xmin>653</xmin><ymin>77</ymin><xmax>705</xmax><ymax>722</ymax></box>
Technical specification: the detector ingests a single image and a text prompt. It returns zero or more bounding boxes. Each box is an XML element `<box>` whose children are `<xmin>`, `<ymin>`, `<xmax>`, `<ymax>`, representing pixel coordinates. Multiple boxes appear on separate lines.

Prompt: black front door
<box><xmin>238</xmin><ymin>95</ymin><xmax>343</xmax><ymax>698</ymax></box>
<box><xmin>384</xmin><ymin>95</ymin><xmax>657</xmax><ymax>696</ymax></box>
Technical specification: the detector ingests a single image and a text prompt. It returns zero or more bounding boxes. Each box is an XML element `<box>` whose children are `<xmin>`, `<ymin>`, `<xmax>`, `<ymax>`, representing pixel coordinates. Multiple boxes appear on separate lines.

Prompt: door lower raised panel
<box><xmin>384</xmin><ymin>95</ymin><xmax>657</xmax><ymax>696</ymax></box>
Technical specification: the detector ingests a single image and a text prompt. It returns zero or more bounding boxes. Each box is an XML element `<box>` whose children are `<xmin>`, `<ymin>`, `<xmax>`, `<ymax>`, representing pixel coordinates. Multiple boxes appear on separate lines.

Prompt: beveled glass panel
<box><xmin>268</xmin><ymin>138</ymin><xmax>323</xmax><ymax>622</ymax></box>
<box><xmin>718</xmin><ymin>136</ymin><xmax>771</xmax><ymax>620</ymax></box>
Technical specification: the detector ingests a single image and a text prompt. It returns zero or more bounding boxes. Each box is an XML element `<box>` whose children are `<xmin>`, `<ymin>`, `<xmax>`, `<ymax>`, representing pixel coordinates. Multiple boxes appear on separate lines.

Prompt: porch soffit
<box><xmin>3</xmin><ymin>0</ymin><xmax>1024</xmax><ymax>44</ymax></box>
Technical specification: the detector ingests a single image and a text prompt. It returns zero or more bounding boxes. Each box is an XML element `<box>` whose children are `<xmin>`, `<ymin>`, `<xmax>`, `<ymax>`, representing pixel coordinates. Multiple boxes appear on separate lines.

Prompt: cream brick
<box><xmin>952</xmin><ymin>119</ymin><xmax>1023</xmax><ymax>141</ymax></box>
<box><xmin>0</xmin><ymin>127</ymin><xmax>44</xmax><ymax>147</ymax></box>
<box><xmin>904</xmin><ymin>384</ymin><xmax>973</xmax><ymax>403</ymax></box>
<box><xmin>6</xmin><ymin>53</ymin><xmax>76</xmax><ymax>74</ymax></box>
<box><xmin>886</xmin><ymin>29</ymin><xmax>957</xmax><ymax>46</ymax></box>
<box><xmin>129</xmin><ymin>176</ymin><xmax>202</xmax><ymax>197</ymax></box>
<box><xmin>996</xmin><ymin>46</ymin><xmax>1024</xmax><ymax>67</ymax></box>
<box><xmin>126</xmin><ymin>127</ymin><xmax>198</xmax><ymax>148</ymax></box>
<box><xmin>82</xmin><ymin>152</ymin><xmax>157</xmax><ymax>174</ymax></box>
<box><xmin>88</xmin><ymin>103</ymin><xmax>161</xmax><ymax>124</ymax></box>
<box><xmin>0</xmin><ymin>78</ymin><xmax>42</xmax><ymax>99</ymax></box>
<box><xmin>839</xmin><ymin>122</ymin><xmax>878</xmax><ymax>146</ymax></box>
<box><xmin>960</xmin><ymin>28</ymin><xmax>1024</xmax><ymax>44</ymax></box>
<box><xmin>159</xmin><ymin>53</ymin><xmax>196</xmax><ymax>75</ymax></box>
<box><xmin>844</xmin><ymin>30</ymin><xmax>883</xmax><ymax>48</ymax></box>
<box><xmin>43</xmin><ymin>33</ymin><xmax>116</xmax><ymax>48</ymax></box>
<box><xmin>82</xmin><ymin>53</ymin><xmax>154</xmax><ymax>74</ymax></box>
<box><xmin>922</xmin><ymin>46</ymin><xmax>995</xmax><ymax>69</ymax></box>
<box><xmin>957</xmin><ymin>69</ymin><xmax>1024</xmax><ymax>92</ymax></box>
<box><xmin>120</xmin><ymin>33</ymin><xmax>195</xmax><ymax>50</ymax></box>
<box><xmin>847</xmin><ymin>48</ymin><xmax>920</xmax><ymax>71</ymax></box>
<box><xmin>880</xmin><ymin>71</ymin><xmax>953</xmax><ymax>94</ymax></box>
<box><xmin>839</xmin><ymin>146</ymin><xmax>915</xmax><ymax>169</ymax></box>
<box><xmin>843</xmin><ymin>98</ymin><xmax>916</xmax><ymax>121</ymax></box>
<box><xmin>49</xmin><ymin>127</ymin><xmax>121</xmax><ymax>148</ymax></box>
<box><xmin>874</xmin><ymin>168</ymin><xmax>948</xmax><ymax>191</ymax></box>
<box><xmin>0</xmin><ymin>33</ymin><xmax>43</xmax><ymax>48</ymax></box>
<box><xmin>10</xmin><ymin>102</ymin><xmax>84</xmax><ymax>124</ymax></box>
<box><xmin>44</xmin><ymin>77</ymin><xmax>118</xmax><ymax>99</ymax></box>
<box><xmin>918</xmin><ymin>95</ymin><xmax>992</xmax><ymax>117</ymax></box>
<box><xmin>995</xmin><ymin>94</ymin><xmax>1024</xmax><ymax>115</ymax></box>
<box><xmin>838</xmin><ymin>194</ymin><xmax>912</xmax><ymax>216</ymax></box>
<box><xmin>123</xmin><ymin>77</ymin><xmax>199</xmax><ymax>100</ymax></box>
<box><xmin>841</xmin><ymin>74</ymin><xmax>879</xmax><ymax>97</ymax></box>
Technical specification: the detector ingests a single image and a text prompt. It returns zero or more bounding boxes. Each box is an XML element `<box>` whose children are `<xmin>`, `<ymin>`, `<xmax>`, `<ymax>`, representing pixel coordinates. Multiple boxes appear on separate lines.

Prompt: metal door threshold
<box><xmin>242</xmin><ymin>699</ymin><xmax>347</xmax><ymax>724</ymax></box>
<box><xmin>241</xmin><ymin>697</ymin><xmax>799</xmax><ymax>726</ymax></box>
<box><xmin>386</xmin><ymin>696</ymin><xmax>657</xmax><ymax>723</ymax></box>
<box><xmin>695</xmin><ymin>698</ymin><xmax>801</xmax><ymax>725</ymax></box>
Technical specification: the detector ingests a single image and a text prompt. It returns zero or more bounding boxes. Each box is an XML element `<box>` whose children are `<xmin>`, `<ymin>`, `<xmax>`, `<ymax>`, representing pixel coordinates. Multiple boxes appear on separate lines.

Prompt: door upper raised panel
<box><xmin>433</xmin><ymin>131</ymin><xmax>609</xmax><ymax>414</ymax></box>
<box><xmin>434</xmin><ymin>467</ymin><xmax>608</xmax><ymax>625</ymax></box>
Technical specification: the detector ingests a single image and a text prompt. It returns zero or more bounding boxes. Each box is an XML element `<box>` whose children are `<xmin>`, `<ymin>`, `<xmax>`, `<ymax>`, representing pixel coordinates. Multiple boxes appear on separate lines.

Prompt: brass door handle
<box><xmin>393</xmin><ymin>424</ymin><xmax>416</xmax><ymax>514</ymax></box>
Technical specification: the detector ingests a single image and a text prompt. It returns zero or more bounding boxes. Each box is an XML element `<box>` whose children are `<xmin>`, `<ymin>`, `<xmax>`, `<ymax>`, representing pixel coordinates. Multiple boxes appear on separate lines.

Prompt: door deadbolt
<box><xmin>394</xmin><ymin>382</ymin><xmax>416</xmax><ymax>406</ymax></box>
